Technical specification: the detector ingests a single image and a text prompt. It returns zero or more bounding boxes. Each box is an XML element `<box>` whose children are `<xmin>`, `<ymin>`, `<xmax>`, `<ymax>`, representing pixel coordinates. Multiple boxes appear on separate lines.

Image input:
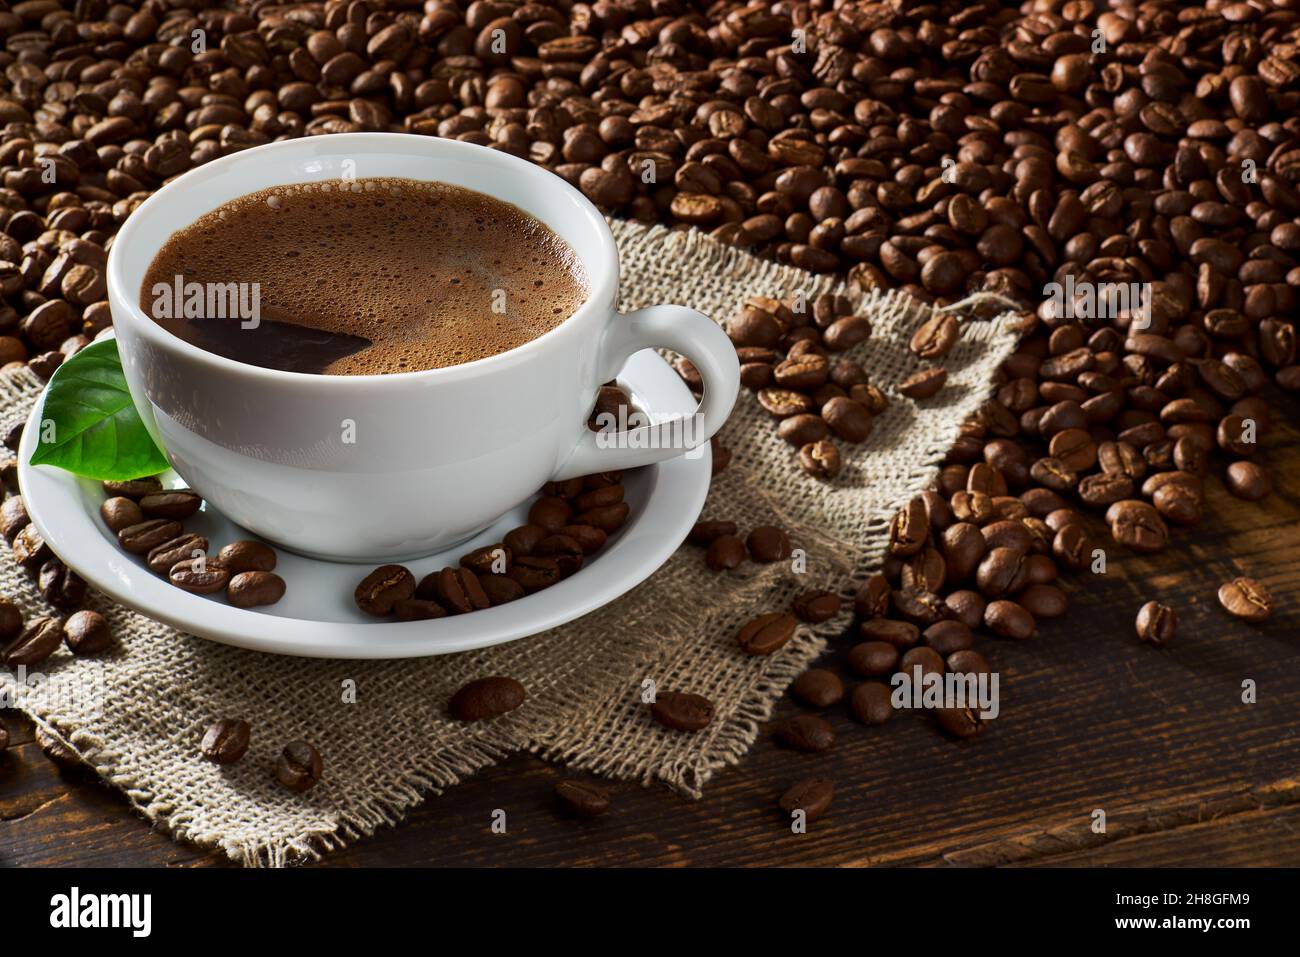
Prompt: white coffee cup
<box><xmin>108</xmin><ymin>133</ymin><xmax>739</xmax><ymax>562</ymax></box>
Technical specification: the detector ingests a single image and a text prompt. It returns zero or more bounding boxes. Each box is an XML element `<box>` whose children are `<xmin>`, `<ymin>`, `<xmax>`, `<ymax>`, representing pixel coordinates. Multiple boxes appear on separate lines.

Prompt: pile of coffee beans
<box><xmin>355</xmin><ymin>468</ymin><xmax>629</xmax><ymax>618</ymax></box>
<box><xmin>97</xmin><ymin>475</ymin><xmax>288</xmax><ymax>607</ymax></box>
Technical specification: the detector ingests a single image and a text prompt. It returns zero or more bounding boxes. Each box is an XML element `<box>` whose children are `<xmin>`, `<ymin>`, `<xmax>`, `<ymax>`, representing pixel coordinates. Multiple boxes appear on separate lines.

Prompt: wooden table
<box><xmin>2</xmin><ymin>411</ymin><xmax>1297</xmax><ymax>868</ymax></box>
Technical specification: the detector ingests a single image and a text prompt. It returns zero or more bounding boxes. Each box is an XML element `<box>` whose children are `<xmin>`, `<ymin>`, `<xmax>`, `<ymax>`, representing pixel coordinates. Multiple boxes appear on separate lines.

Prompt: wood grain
<box><xmin>1</xmin><ymin>410</ymin><xmax>1297</xmax><ymax>868</ymax></box>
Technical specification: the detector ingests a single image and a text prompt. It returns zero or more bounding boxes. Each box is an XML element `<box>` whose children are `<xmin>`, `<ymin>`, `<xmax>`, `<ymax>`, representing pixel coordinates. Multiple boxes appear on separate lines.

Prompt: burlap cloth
<box><xmin>0</xmin><ymin>219</ymin><xmax>1019</xmax><ymax>865</ymax></box>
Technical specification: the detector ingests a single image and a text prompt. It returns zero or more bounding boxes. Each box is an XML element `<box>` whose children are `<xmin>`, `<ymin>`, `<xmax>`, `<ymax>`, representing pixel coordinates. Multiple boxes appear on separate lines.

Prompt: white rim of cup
<box><xmin>106</xmin><ymin>132</ymin><xmax>622</xmax><ymax>390</ymax></box>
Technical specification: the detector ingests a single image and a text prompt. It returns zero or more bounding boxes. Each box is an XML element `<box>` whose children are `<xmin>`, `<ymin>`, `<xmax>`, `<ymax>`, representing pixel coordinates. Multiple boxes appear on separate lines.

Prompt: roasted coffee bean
<box><xmin>1052</xmin><ymin>525</ymin><xmax>1091</xmax><ymax>571</ymax></box>
<box><xmin>746</xmin><ymin>526</ymin><xmax>791</xmax><ymax>563</ymax></box>
<box><xmin>533</xmin><ymin>535</ymin><xmax>584</xmax><ymax>576</ymax></box>
<box><xmin>508</xmin><ymin>556</ymin><xmax>562</xmax><ymax>592</ymax></box>
<box><xmin>899</xmin><ymin>368</ymin><xmax>947</xmax><ymax>399</ymax></box>
<box><xmin>923</xmin><ymin>620</ymin><xmax>975</xmax><ymax>656</ymax></box>
<box><xmin>946</xmin><ymin>650</ymin><xmax>991</xmax><ymax>677</ymax></box>
<box><xmin>118</xmin><ymin>519</ymin><xmax>183</xmax><ymax>555</ymax></box>
<box><xmin>1217</xmin><ymin>577</ymin><xmax>1273</xmax><ymax>624</ymax></box>
<box><xmin>228</xmin><ymin>571</ymin><xmax>286</xmax><ymax>608</ymax></box>
<box><xmin>100</xmin><ymin>497</ymin><xmax>143</xmax><ymax>533</ymax></box>
<box><xmin>139</xmin><ymin>489</ymin><xmax>202</xmax><ymax>520</ymax></box>
<box><xmin>0</xmin><ymin>598</ymin><xmax>23</xmax><ymax>642</ymax></box>
<box><xmin>1078</xmin><ymin>473</ymin><xmax>1134</xmax><ymax>508</ymax></box>
<box><xmin>554</xmin><ymin>780</ymin><xmax>610</xmax><ymax>819</ymax></box>
<box><xmin>394</xmin><ymin>598</ymin><xmax>449</xmax><ymax>621</ymax></box>
<box><xmin>705</xmin><ymin>534</ymin><xmax>747</xmax><ymax>571</ymax></box>
<box><xmin>888</xmin><ymin>498</ymin><xmax>930</xmax><ymax>557</ymax></box>
<box><xmin>847</xmin><ymin>640</ymin><xmax>899</xmax><ymax>677</ymax></box>
<box><xmin>218</xmin><ymin>540</ymin><xmax>278</xmax><ymax>574</ymax></box>
<box><xmin>984</xmin><ymin>600</ymin><xmax>1036</xmax><ymax>640</ymax></box>
<box><xmin>649</xmin><ymin>691</ymin><xmax>714</xmax><ymax>732</ymax></box>
<box><xmin>503</xmin><ymin>524</ymin><xmax>546</xmax><ymax>556</ymax></box>
<box><xmin>428</xmin><ymin>566</ymin><xmax>488</xmax><ymax>613</ymax></box>
<box><xmin>945</xmin><ymin>591</ymin><xmax>986</xmax><ymax>630</ymax></box>
<box><xmin>757</xmin><ymin>388</ymin><xmax>814</xmax><ymax>418</ymax></box>
<box><xmin>450</xmin><ymin>676</ymin><xmax>527</xmax><ymax>721</ymax></box>
<box><xmin>528</xmin><ymin>496</ymin><xmax>572</xmax><ymax>532</ymax></box>
<box><xmin>201</xmin><ymin>718</ymin><xmax>251</xmax><ymax>765</ymax></box>
<box><xmin>821</xmin><ymin>396</ymin><xmax>873</xmax><ymax>442</ymax></box>
<box><xmin>778</xmin><ymin>414</ymin><xmax>828</xmax><ymax>448</ymax></box>
<box><xmin>911</xmin><ymin>313</ymin><xmax>959</xmax><ymax>359</ymax></box>
<box><xmin>778</xmin><ymin>777</ymin><xmax>833</xmax><ymax>821</ymax></box>
<box><xmin>1225</xmin><ymin>462</ymin><xmax>1271</xmax><ymax>501</ymax></box>
<box><xmin>792</xmin><ymin>668</ymin><xmax>844</xmax><ymax>708</ymax></box>
<box><xmin>935</xmin><ymin>706</ymin><xmax>984</xmax><ymax>739</ymax></box>
<box><xmin>689</xmin><ymin>521</ymin><xmax>738</xmax><ymax>546</ymax></box>
<box><xmin>13</xmin><ymin>523</ymin><xmax>53</xmax><ymax>568</ymax></box>
<box><xmin>575</xmin><ymin>503</ymin><xmax>630</xmax><ymax>532</ymax></box>
<box><xmin>276</xmin><ymin>740</ymin><xmax>323</xmax><ymax>792</ymax></box>
<box><xmin>1018</xmin><ymin>584</ymin><xmax>1068</xmax><ymax>619</ymax></box>
<box><xmin>1152</xmin><ymin>483</ymin><xmax>1202</xmax><ymax>525</ymax></box>
<box><xmin>737</xmin><ymin>612</ymin><xmax>798</xmax><ymax>656</ymax></box>
<box><xmin>1135</xmin><ymin>601</ymin><xmax>1176</xmax><ymax>647</ymax></box>
<box><xmin>849</xmin><ymin>682</ymin><xmax>894</xmax><ymax>725</ymax></box>
<box><xmin>976</xmin><ymin>547</ymin><xmax>1026</xmax><ymax>598</ymax></box>
<box><xmin>859</xmin><ymin>619</ymin><xmax>920</xmax><ymax>649</ymax></box>
<box><xmin>102</xmin><ymin>477</ymin><xmax>163</xmax><ymax>500</ymax></box>
<box><xmin>169</xmin><ymin>558</ymin><xmax>231</xmax><ymax>595</ymax></box>
<box><xmin>775</xmin><ymin>714</ymin><xmax>835</xmax><ymax>753</ymax></box>
<box><xmin>1110</xmin><ymin>501</ymin><xmax>1169</xmax><ymax>553</ymax></box>
<box><xmin>792</xmin><ymin>590</ymin><xmax>841</xmax><ymax>624</ymax></box>
<box><xmin>899</xmin><ymin>646</ymin><xmax>945</xmax><ymax>680</ymax></box>
<box><xmin>3</xmin><ymin>616</ymin><xmax>63</xmax><ymax>667</ymax></box>
<box><xmin>855</xmin><ymin>574</ymin><xmax>892</xmax><ymax>619</ymax></box>
<box><xmin>355</xmin><ymin>565</ymin><xmax>416</xmax><ymax>615</ymax></box>
<box><xmin>0</xmin><ymin>495</ymin><xmax>29</xmax><ymax>542</ymax></box>
<box><xmin>799</xmin><ymin>440</ymin><xmax>842</xmax><ymax>479</ymax></box>
<box><xmin>892</xmin><ymin>588</ymin><xmax>946</xmax><ymax>626</ymax></box>
<box><xmin>147</xmin><ymin>533</ymin><xmax>208</xmax><ymax>574</ymax></box>
<box><xmin>38</xmin><ymin>560</ymin><xmax>86</xmax><ymax>609</ymax></box>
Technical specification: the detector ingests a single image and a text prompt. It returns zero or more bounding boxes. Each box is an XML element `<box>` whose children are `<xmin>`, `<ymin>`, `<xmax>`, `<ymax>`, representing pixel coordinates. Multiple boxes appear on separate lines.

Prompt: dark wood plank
<box><xmin>1</xmin><ymin>411</ymin><xmax>1297</xmax><ymax>868</ymax></box>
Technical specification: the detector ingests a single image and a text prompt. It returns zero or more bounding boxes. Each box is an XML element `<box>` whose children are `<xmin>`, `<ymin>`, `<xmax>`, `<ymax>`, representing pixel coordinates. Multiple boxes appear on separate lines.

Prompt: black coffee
<box><xmin>140</xmin><ymin>178</ymin><xmax>589</xmax><ymax>375</ymax></box>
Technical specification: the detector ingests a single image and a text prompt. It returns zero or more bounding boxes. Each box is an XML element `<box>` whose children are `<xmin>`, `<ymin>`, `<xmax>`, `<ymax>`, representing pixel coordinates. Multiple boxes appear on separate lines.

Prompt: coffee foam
<box><xmin>141</xmin><ymin>178</ymin><xmax>589</xmax><ymax>375</ymax></box>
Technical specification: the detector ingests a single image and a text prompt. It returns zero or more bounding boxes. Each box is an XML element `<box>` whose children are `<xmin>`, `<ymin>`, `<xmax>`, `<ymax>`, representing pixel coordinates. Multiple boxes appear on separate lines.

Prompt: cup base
<box><xmin>259</xmin><ymin>522</ymin><xmax>500</xmax><ymax>566</ymax></box>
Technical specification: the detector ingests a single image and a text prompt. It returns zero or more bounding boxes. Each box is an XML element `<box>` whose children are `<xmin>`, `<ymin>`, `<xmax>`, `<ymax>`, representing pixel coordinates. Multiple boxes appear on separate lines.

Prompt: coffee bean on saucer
<box><xmin>899</xmin><ymin>368</ymin><xmax>947</xmax><ymax>399</ymax></box>
<box><xmin>147</xmin><ymin>533</ymin><xmax>208</xmax><ymax>574</ymax></box>
<box><xmin>850</xmin><ymin>682</ymin><xmax>895</xmax><ymax>725</ymax></box>
<box><xmin>503</xmin><ymin>524</ymin><xmax>546</xmax><ymax>556</ymax></box>
<box><xmin>169</xmin><ymin>558</ymin><xmax>231</xmax><ymax>595</ymax></box>
<box><xmin>791</xmin><ymin>589</ymin><xmax>841</xmax><ymax>623</ymax></box>
<box><xmin>799</xmin><ymin>440</ymin><xmax>842</xmax><ymax>478</ymax></box>
<box><xmin>575</xmin><ymin>503</ymin><xmax>630</xmax><ymax>532</ymax></box>
<box><xmin>138</xmin><ymin>488</ymin><xmax>202</xmax><ymax>520</ymax></box>
<box><xmin>63</xmin><ymin>609</ymin><xmax>112</xmax><ymax>655</ymax></box>
<box><xmin>1218</xmin><ymin>577</ymin><xmax>1273</xmax><ymax>623</ymax></box>
<box><xmin>775</xmin><ymin>714</ymin><xmax>835</xmax><ymax>752</ymax></box>
<box><xmin>736</xmin><ymin>612</ymin><xmax>797</xmax><ymax>656</ymax></box>
<box><xmin>460</xmin><ymin>544</ymin><xmax>511</xmax><ymax>576</ymax></box>
<box><xmin>746</xmin><ymin>525</ymin><xmax>790</xmax><ymax>563</ymax></box>
<box><xmin>450</xmin><ymin>676</ymin><xmax>526</xmax><ymax>721</ymax></box>
<box><xmin>228</xmin><ymin>571</ymin><xmax>286</xmax><ymax>608</ymax></box>
<box><xmin>508</xmin><ymin>556</ymin><xmax>562</xmax><ymax>592</ymax></box>
<box><xmin>276</xmin><ymin>740</ymin><xmax>322</xmax><ymax>792</ymax></box>
<box><xmin>393</xmin><ymin>598</ymin><xmax>447</xmax><ymax>621</ymax></box>
<box><xmin>431</xmin><ymin>567</ymin><xmax>490</xmax><ymax>613</ymax></box>
<box><xmin>218</xmin><ymin>540</ymin><xmax>277</xmax><ymax>573</ymax></box>
<box><xmin>0</xmin><ymin>598</ymin><xmax>23</xmax><ymax>642</ymax></box>
<box><xmin>574</xmin><ymin>485</ymin><xmax>623</xmax><ymax>512</ymax></box>
<box><xmin>791</xmin><ymin>668</ymin><xmax>844</xmax><ymax>708</ymax></box>
<box><xmin>558</xmin><ymin>524</ymin><xmax>606</xmax><ymax>554</ymax></box>
<box><xmin>533</xmin><ymin>535</ymin><xmax>584</xmax><ymax>576</ymax></box>
<box><xmin>201</xmin><ymin>718</ymin><xmax>250</xmax><ymax>764</ymax></box>
<box><xmin>555</xmin><ymin>779</ymin><xmax>611</xmax><ymax>818</ymax></box>
<box><xmin>0</xmin><ymin>496</ymin><xmax>29</xmax><ymax>543</ymax></box>
<box><xmin>101</xmin><ymin>477</ymin><xmax>163</xmax><ymax>500</ymax></box>
<box><xmin>13</xmin><ymin>523</ymin><xmax>52</xmax><ymax>568</ymax></box>
<box><xmin>99</xmin><ymin>497</ymin><xmax>143</xmax><ymax>533</ymax></box>
<box><xmin>649</xmin><ymin>691</ymin><xmax>714</xmax><ymax>731</ymax></box>
<box><xmin>117</xmin><ymin>519</ymin><xmax>183</xmax><ymax>555</ymax></box>
<box><xmin>3</xmin><ymin>616</ymin><xmax>63</xmax><ymax>667</ymax></box>
<box><xmin>38</xmin><ymin>559</ymin><xmax>86</xmax><ymax>609</ymax></box>
<box><xmin>1135</xmin><ymin>601</ymin><xmax>1176</xmax><ymax>646</ymax></box>
<box><xmin>528</xmin><ymin>496</ymin><xmax>572</xmax><ymax>532</ymax></box>
<box><xmin>689</xmin><ymin>520</ymin><xmax>738</xmax><ymax>546</ymax></box>
<box><xmin>705</xmin><ymin>534</ymin><xmax>746</xmax><ymax>571</ymax></box>
<box><xmin>477</xmin><ymin>574</ymin><xmax>525</xmax><ymax>605</ymax></box>
<box><xmin>355</xmin><ymin>564</ymin><xmax>416</xmax><ymax>616</ymax></box>
<box><xmin>778</xmin><ymin>778</ymin><xmax>833</xmax><ymax>822</ymax></box>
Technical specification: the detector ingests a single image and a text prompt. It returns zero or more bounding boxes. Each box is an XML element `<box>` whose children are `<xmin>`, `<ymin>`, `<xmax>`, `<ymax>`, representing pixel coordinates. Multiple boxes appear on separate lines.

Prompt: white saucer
<box><xmin>17</xmin><ymin>350</ymin><xmax>709</xmax><ymax>659</ymax></box>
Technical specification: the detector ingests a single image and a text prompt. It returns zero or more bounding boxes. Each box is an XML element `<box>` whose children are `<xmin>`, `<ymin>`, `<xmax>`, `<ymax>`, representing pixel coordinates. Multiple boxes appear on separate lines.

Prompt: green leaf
<box><xmin>28</xmin><ymin>338</ymin><xmax>169</xmax><ymax>481</ymax></box>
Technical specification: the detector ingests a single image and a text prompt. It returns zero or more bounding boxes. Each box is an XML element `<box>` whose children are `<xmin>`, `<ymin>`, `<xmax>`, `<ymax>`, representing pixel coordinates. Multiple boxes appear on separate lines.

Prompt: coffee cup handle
<box><xmin>552</xmin><ymin>304</ymin><xmax>740</xmax><ymax>480</ymax></box>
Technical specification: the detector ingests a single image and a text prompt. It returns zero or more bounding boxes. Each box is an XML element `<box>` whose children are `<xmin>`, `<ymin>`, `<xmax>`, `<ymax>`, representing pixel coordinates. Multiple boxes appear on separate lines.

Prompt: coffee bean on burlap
<box><xmin>355</xmin><ymin>564</ymin><xmax>416</xmax><ymax>616</ymax></box>
<box><xmin>275</xmin><ymin>740</ymin><xmax>323</xmax><ymax>792</ymax></box>
<box><xmin>201</xmin><ymin>718</ymin><xmax>251</xmax><ymax>765</ymax></box>
<box><xmin>649</xmin><ymin>691</ymin><xmax>714</xmax><ymax>732</ymax></box>
<box><xmin>450</xmin><ymin>676</ymin><xmax>527</xmax><ymax>721</ymax></box>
